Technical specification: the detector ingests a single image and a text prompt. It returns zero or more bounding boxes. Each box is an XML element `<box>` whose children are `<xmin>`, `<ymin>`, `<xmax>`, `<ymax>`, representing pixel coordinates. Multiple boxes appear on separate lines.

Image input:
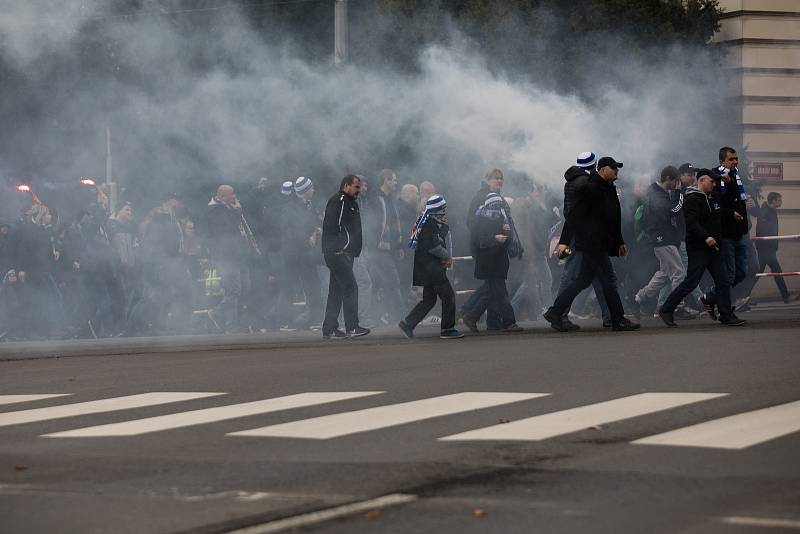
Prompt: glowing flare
<box><xmin>79</xmin><ymin>177</ymin><xmax>96</xmax><ymax>186</ymax></box>
<box><xmin>16</xmin><ymin>184</ymin><xmax>31</xmax><ymax>192</ymax></box>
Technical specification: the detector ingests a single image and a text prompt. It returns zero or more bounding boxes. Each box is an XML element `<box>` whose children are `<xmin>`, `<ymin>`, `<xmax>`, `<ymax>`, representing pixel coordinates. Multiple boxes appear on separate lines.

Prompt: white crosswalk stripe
<box><xmin>228</xmin><ymin>392</ymin><xmax>547</xmax><ymax>440</ymax></box>
<box><xmin>42</xmin><ymin>392</ymin><xmax>383</xmax><ymax>438</ymax></box>
<box><xmin>0</xmin><ymin>392</ymin><xmax>224</xmax><ymax>428</ymax></box>
<box><xmin>0</xmin><ymin>394</ymin><xmax>71</xmax><ymax>406</ymax></box>
<box><xmin>439</xmin><ymin>393</ymin><xmax>727</xmax><ymax>442</ymax></box>
<box><xmin>633</xmin><ymin>400</ymin><xmax>800</xmax><ymax>450</ymax></box>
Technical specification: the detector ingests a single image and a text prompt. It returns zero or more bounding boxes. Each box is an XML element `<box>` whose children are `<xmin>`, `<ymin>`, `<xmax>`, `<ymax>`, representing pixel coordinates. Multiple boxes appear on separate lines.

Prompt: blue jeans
<box><xmin>707</xmin><ymin>235</ymin><xmax>748</xmax><ymax>304</ymax></box>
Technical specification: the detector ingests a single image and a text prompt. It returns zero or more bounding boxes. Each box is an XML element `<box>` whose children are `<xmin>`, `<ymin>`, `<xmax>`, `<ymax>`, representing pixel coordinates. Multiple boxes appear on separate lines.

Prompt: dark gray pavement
<box><xmin>1</xmin><ymin>304</ymin><xmax>799</xmax><ymax>534</ymax></box>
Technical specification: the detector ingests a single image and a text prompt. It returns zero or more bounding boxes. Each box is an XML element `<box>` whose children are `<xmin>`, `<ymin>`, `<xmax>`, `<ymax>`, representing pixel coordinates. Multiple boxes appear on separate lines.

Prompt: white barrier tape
<box><xmin>456</xmin><ymin>289</ymin><xmax>476</xmax><ymax>295</ymax></box>
<box><xmin>750</xmin><ymin>234</ymin><xmax>800</xmax><ymax>241</ymax></box>
<box><xmin>755</xmin><ymin>272</ymin><xmax>800</xmax><ymax>278</ymax></box>
<box><xmin>451</xmin><ymin>256</ymin><xmax>474</xmax><ymax>261</ymax></box>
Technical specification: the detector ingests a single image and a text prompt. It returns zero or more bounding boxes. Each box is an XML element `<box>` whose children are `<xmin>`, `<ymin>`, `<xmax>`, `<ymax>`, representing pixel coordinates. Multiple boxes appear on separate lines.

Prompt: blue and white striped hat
<box><xmin>280</xmin><ymin>180</ymin><xmax>294</xmax><ymax>196</ymax></box>
<box><xmin>425</xmin><ymin>194</ymin><xmax>446</xmax><ymax>212</ymax></box>
<box><xmin>576</xmin><ymin>151</ymin><xmax>597</xmax><ymax>168</ymax></box>
<box><xmin>294</xmin><ymin>176</ymin><xmax>313</xmax><ymax>194</ymax></box>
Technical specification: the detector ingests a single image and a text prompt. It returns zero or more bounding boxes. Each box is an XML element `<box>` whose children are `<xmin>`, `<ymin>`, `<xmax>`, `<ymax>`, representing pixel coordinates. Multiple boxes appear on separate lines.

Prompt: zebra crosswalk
<box><xmin>1</xmin><ymin>390</ymin><xmax>799</xmax><ymax>450</ymax></box>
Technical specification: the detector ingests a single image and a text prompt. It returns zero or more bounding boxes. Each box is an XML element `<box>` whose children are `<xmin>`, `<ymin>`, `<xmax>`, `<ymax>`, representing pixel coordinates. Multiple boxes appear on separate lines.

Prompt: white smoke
<box><xmin>0</xmin><ymin>3</ymin><xmax>725</xmax><ymax>201</ymax></box>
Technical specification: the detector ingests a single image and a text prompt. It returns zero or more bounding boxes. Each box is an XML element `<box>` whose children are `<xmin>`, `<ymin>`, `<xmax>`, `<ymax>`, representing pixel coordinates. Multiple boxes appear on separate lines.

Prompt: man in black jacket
<box><xmin>634</xmin><ymin>166</ymin><xmax>685</xmax><ymax>312</ymax></box>
<box><xmin>658</xmin><ymin>171</ymin><xmax>745</xmax><ymax>327</ymax></box>
<box><xmin>543</xmin><ymin>157</ymin><xmax>639</xmax><ymax>332</ymax></box>
<box><xmin>555</xmin><ymin>152</ymin><xmax>611</xmax><ymax>328</ymax></box>
<box><xmin>752</xmin><ymin>192</ymin><xmax>791</xmax><ymax>302</ymax></box>
<box><xmin>321</xmin><ymin>175</ymin><xmax>369</xmax><ymax>339</ymax></box>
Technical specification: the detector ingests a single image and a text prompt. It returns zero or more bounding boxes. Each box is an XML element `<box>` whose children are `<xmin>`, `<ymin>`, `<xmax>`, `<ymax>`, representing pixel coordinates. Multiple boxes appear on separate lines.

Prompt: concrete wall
<box><xmin>716</xmin><ymin>0</ymin><xmax>800</xmax><ymax>298</ymax></box>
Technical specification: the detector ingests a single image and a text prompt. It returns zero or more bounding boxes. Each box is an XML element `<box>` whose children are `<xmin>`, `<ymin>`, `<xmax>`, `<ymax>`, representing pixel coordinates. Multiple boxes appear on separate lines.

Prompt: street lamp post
<box><xmin>334</xmin><ymin>0</ymin><xmax>348</xmax><ymax>64</ymax></box>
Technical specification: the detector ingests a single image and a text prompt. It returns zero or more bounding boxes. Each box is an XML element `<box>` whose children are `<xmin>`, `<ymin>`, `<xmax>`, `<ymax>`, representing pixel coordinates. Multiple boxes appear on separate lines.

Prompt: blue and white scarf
<box><xmin>408</xmin><ymin>195</ymin><xmax>446</xmax><ymax>250</ymax></box>
<box><xmin>717</xmin><ymin>166</ymin><xmax>746</xmax><ymax>201</ymax></box>
<box><xmin>476</xmin><ymin>193</ymin><xmax>524</xmax><ymax>258</ymax></box>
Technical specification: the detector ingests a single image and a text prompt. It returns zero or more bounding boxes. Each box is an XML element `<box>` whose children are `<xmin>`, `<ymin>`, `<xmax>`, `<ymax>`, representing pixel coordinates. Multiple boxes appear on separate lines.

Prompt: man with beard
<box><xmin>544</xmin><ymin>157</ymin><xmax>639</xmax><ymax>332</ymax></box>
<box><xmin>321</xmin><ymin>175</ymin><xmax>369</xmax><ymax>339</ymax></box>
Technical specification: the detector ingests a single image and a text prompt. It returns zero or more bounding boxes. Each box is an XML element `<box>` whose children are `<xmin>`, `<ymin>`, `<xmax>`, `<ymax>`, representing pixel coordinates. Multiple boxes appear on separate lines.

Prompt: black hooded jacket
<box><xmin>682</xmin><ymin>186</ymin><xmax>724</xmax><ymax>251</ymax></box>
<box><xmin>567</xmin><ymin>172</ymin><xmax>624</xmax><ymax>256</ymax></box>
<box><xmin>558</xmin><ymin>166</ymin><xmax>591</xmax><ymax>246</ymax></box>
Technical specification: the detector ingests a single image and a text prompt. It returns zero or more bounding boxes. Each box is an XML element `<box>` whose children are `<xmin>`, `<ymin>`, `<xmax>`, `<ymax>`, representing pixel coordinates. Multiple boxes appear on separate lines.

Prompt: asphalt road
<box><xmin>1</xmin><ymin>304</ymin><xmax>799</xmax><ymax>534</ymax></box>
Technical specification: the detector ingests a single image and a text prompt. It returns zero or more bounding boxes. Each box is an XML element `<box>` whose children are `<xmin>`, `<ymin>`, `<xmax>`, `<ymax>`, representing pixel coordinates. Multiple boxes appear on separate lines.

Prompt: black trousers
<box><xmin>550</xmin><ymin>250</ymin><xmax>625</xmax><ymax>325</ymax></box>
<box><xmin>323</xmin><ymin>252</ymin><xmax>358</xmax><ymax>334</ymax></box>
<box><xmin>467</xmin><ymin>278</ymin><xmax>516</xmax><ymax>328</ymax></box>
<box><xmin>405</xmin><ymin>281</ymin><xmax>456</xmax><ymax>331</ymax></box>
<box><xmin>663</xmin><ymin>247</ymin><xmax>733</xmax><ymax>321</ymax></box>
<box><xmin>755</xmin><ymin>247</ymin><xmax>790</xmax><ymax>300</ymax></box>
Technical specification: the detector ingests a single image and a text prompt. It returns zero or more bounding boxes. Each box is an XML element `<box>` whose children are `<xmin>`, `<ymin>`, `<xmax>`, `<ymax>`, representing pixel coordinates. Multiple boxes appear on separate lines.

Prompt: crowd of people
<box><xmin>0</xmin><ymin>145</ymin><xmax>793</xmax><ymax>341</ymax></box>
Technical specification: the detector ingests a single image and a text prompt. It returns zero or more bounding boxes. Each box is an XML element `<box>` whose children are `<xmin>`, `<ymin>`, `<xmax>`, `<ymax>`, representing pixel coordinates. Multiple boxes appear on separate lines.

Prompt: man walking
<box><xmin>659</xmin><ymin>171</ymin><xmax>746</xmax><ymax>327</ymax></box>
<box><xmin>321</xmin><ymin>175</ymin><xmax>369</xmax><ymax>339</ymax></box>
<box><xmin>703</xmin><ymin>147</ymin><xmax>748</xmax><ymax>318</ymax></box>
<box><xmin>398</xmin><ymin>195</ymin><xmax>463</xmax><ymax>339</ymax></box>
<box><xmin>543</xmin><ymin>157</ymin><xmax>639</xmax><ymax>332</ymax></box>
<box><xmin>634</xmin><ymin>166</ymin><xmax>685</xmax><ymax>313</ymax></box>
<box><xmin>753</xmin><ymin>192</ymin><xmax>792</xmax><ymax>302</ymax></box>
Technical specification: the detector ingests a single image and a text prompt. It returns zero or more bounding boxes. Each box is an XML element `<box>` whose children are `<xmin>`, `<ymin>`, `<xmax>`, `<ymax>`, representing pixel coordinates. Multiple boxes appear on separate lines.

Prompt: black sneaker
<box><xmin>658</xmin><ymin>309</ymin><xmax>677</xmax><ymax>328</ymax></box>
<box><xmin>721</xmin><ymin>317</ymin><xmax>746</xmax><ymax>327</ymax></box>
<box><xmin>462</xmin><ymin>315</ymin><xmax>479</xmax><ymax>333</ymax></box>
<box><xmin>563</xmin><ymin>318</ymin><xmax>581</xmax><ymax>331</ymax></box>
<box><xmin>612</xmin><ymin>317</ymin><xmax>641</xmax><ymax>331</ymax></box>
<box><xmin>348</xmin><ymin>326</ymin><xmax>371</xmax><ymax>337</ymax></box>
<box><xmin>673</xmin><ymin>307</ymin><xmax>698</xmax><ymax>320</ymax></box>
<box><xmin>398</xmin><ymin>320</ymin><xmax>414</xmax><ymax>339</ymax></box>
<box><xmin>322</xmin><ymin>328</ymin><xmax>348</xmax><ymax>340</ymax></box>
<box><xmin>700</xmin><ymin>295</ymin><xmax>717</xmax><ymax>321</ymax></box>
<box><xmin>543</xmin><ymin>308</ymin><xmax>569</xmax><ymax>332</ymax></box>
<box><xmin>602</xmin><ymin>320</ymin><xmax>612</xmax><ymax>328</ymax></box>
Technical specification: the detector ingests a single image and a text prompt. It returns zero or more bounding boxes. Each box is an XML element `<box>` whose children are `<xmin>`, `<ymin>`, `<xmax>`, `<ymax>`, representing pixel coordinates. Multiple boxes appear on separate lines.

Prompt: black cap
<box><xmin>678</xmin><ymin>163</ymin><xmax>695</xmax><ymax>175</ymax></box>
<box><xmin>597</xmin><ymin>156</ymin><xmax>623</xmax><ymax>170</ymax></box>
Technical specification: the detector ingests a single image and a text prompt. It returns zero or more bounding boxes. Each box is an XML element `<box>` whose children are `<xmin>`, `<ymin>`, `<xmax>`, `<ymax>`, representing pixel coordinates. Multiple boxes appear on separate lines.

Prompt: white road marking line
<box><xmin>634</xmin><ymin>399</ymin><xmax>800</xmax><ymax>450</ymax></box>
<box><xmin>222</xmin><ymin>493</ymin><xmax>418</xmax><ymax>534</ymax></box>
<box><xmin>229</xmin><ymin>392</ymin><xmax>548</xmax><ymax>440</ymax></box>
<box><xmin>43</xmin><ymin>392</ymin><xmax>383</xmax><ymax>437</ymax></box>
<box><xmin>439</xmin><ymin>393</ymin><xmax>727</xmax><ymax>441</ymax></box>
<box><xmin>0</xmin><ymin>392</ymin><xmax>224</xmax><ymax>428</ymax></box>
<box><xmin>0</xmin><ymin>394</ymin><xmax>71</xmax><ymax>406</ymax></box>
<box><xmin>721</xmin><ymin>516</ymin><xmax>800</xmax><ymax>529</ymax></box>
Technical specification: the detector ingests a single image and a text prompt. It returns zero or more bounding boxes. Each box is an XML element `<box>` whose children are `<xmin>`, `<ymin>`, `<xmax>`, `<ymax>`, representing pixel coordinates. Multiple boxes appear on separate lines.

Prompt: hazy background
<box><xmin>0</xmin><ymin>0</ymin><xmax>731</xmax><ymax>217</ymax></box>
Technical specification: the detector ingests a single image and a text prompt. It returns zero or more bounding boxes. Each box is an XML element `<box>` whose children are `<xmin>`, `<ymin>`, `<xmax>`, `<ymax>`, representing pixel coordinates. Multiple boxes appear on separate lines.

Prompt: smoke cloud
<box><xmin>1</xmin><ymin>2</ymin><xmax>728</xmax><ymax>212</ymax></box>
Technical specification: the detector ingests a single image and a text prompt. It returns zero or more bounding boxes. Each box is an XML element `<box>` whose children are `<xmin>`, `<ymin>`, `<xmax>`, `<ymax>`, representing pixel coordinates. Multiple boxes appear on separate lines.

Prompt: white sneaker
<box><xmin>420</xmin><ymin>315</ymin><xmax>442</xmax><ymax>326</ymax></box>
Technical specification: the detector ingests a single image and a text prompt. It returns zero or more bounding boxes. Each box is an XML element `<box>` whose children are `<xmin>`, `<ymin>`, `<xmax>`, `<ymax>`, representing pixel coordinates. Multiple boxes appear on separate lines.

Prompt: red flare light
<box><xmin>79</xmin><ymin>177</ymin><xmax>96</xmax><ymax>187</ymax></box>
<box><xmin>16</xmin><ymin>184</ymin><xmax>31</xmax><ymax>193</ymax></box>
